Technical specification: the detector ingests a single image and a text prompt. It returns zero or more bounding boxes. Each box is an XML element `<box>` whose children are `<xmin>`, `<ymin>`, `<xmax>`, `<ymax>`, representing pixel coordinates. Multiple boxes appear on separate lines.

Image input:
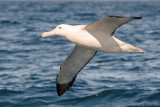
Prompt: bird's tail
<box><xmin>137</xmin><ymin>48</ymin><xmax>145</xmax><ymax>54</ymax></box>
<box><xmin>121</xmin><ymin>44</ymin><xmax>145</xmax><ymax>54</ymax></box>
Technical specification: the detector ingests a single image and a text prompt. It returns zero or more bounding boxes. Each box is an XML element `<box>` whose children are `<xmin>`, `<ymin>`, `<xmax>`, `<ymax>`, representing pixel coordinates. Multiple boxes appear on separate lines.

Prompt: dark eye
<box><xmin>59</xmin><ymin>27</ymin><xmax>62</xmax><ymax>29</ymax></box>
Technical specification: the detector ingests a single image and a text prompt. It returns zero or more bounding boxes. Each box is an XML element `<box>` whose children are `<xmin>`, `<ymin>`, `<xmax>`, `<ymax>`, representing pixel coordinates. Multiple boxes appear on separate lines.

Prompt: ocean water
<box><xmin>0</xmin><ymin>1</ymin><xmax>160</xmax><ymax>107</ymax></box>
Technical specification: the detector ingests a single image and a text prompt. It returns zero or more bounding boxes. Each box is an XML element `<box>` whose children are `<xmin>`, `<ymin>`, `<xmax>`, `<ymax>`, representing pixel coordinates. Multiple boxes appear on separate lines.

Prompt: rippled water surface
<box><xmin>0</xmin><ymin>1</ymin><xmax>160</xmax><ymax>107</ymax></box>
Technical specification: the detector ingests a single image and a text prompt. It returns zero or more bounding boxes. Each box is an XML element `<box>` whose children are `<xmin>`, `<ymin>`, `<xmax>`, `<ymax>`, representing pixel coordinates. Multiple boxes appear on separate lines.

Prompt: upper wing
<box><xmin>84</xmin><ymin>15</ymin><xmax>142</xmax><ymax>36</ymax></box>
<box><xmin>56</xmin><ymin>45</ymin><xmax>97</xmax><ymax>96</ymax></box>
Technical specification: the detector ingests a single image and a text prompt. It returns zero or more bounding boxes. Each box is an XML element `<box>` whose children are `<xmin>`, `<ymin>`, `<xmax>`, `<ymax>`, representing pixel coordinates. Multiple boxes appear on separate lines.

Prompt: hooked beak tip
<box><xmin>42</xmin><ymin>29</ymin><xmax>56</xmax><ymax>38</ymax></box>
<box><xmin>42</xmin><ymin>32</ymin><xmax>46</xmax><ymax>37</ymax></box>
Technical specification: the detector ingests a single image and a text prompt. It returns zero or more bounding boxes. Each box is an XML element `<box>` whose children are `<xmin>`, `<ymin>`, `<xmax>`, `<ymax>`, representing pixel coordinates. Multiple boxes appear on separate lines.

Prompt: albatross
<box><xmin>42</xmin><ymin>15</ymin><xmax>145</xmax><ymax>96</ymax></box>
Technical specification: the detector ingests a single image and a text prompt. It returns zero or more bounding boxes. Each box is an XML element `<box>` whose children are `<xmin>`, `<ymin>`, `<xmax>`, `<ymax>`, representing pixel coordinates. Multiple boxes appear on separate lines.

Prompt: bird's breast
<box><xmin>65</xmin><ymin>30</ymin><xmax>123</xmax><ymax>53</ymax></box>
<box><xmin>65</xmin><ymin>30</ymin><xmax>102</xmax><ymax>49</ymax></box>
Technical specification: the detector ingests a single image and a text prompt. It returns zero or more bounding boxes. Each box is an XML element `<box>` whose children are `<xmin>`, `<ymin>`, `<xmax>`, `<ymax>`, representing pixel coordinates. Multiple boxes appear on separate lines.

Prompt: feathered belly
<box><xmin>77</xmin><ymin>36</ymin><xmax>123</xmax><ymax>53</ymax></box>
<box><xmin>65</xmin><ymin>31</ymin><xmax>123</xmax><ymax>53</ymax></box>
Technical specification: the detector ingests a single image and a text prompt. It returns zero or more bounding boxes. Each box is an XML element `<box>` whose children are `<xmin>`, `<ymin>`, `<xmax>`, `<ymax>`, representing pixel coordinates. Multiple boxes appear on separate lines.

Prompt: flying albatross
<box><xmin>42</xmin><ymin>15</ymin><xmax>145</xmax><ymax>96</ymax></box>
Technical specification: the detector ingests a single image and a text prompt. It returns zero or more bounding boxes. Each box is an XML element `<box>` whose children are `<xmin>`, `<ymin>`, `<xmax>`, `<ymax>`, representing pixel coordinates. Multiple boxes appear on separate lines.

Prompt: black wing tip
<box><xmin>131</xmin><ymin>17</ymin><xmax>142</xmax><ymax>19</ymax></box>
<box><xmin>108</xmin><ymin>15</ymin><xmax>142</xmax><ymax>19</ymax></box>
<box><xmin>56</xmin><ymin>83</ymin><xmax>68</xmax><ymax>97</ymax></box>
<box><xmin>56</xmin><ymin>76</ymin><xmax>77</xmax><ymax>97</ymax></box>
<box><xmin>108</xmin><ymin>15</ymin><xmax>125</xmax><ymax>18</ymax></box>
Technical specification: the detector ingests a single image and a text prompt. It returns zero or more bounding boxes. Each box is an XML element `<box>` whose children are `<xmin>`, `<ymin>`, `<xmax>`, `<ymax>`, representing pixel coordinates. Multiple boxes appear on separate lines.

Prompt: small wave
<box><xmin>0</xmin><ymin>20</ymin><xmax>21</xmax><ymax>25</ymax></box>
<box><xmin>75</xmin><ymin>13</ymin><xmax>96</xmax><ymax>17</ymax></box>
<box><xmin>0</xmin><ymin>102</ymin><xmax>13</xmax><ymax>107</ymax></box>
<box><xmin>0</xmin><ymin>89</ymin><xmax>24</xmax><ymax>96</ymax></box>
<box><xmin>39</xmin><ymin>8</ymin><xmax>61</xmax><ymax>13</ymax></box>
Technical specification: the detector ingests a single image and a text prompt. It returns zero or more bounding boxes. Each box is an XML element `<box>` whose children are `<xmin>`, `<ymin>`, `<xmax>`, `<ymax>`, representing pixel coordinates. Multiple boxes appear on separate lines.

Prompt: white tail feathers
<box><xmin>137</xmin><ymin>48</ymin><xmax>145</xmax><ymax>54</ymax></box>
<box><xmin>121</xmin><ymin>44</ymin><xmax>145</xmax><ymax>54</ymax></box>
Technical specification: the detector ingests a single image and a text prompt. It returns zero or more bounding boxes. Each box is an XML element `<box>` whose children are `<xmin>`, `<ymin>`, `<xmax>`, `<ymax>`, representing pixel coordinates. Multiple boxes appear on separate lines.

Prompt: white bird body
<box><xmin>58</xmin><ymin>24</ymin><xmax>143</xmax><ymax>53</ymax></box>
<box><xmin>42</xmin><ymin>15</ymin><xmax>144</xmax><ymax>96</ymax></box>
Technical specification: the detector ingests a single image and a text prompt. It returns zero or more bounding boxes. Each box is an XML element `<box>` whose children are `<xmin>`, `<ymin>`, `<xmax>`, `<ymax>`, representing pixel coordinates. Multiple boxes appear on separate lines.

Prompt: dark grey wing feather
<box><xmin>84</xmin><ymin>15</ymin><xmax>142</xmax><ymax>36</ymax></box>
<box><xmin>56</xmin><ymin>45</ymin><xmax>97</xmax><ymax>96</ymax></box>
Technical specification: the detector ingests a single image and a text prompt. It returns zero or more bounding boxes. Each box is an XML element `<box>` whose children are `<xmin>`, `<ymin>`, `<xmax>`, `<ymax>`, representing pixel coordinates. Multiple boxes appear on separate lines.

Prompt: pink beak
<box><xmin>42</xmin><ymin>29</ymin><xmax>56</xmax><ymax>37</ymax></box>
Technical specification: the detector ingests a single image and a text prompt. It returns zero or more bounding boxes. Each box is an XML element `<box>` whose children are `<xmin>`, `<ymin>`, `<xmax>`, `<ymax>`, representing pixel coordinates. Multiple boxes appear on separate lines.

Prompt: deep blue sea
<box><xmin>0</xmin><ymin>1</ymin><xmax>160</xmax><ymax>107</ymax></box>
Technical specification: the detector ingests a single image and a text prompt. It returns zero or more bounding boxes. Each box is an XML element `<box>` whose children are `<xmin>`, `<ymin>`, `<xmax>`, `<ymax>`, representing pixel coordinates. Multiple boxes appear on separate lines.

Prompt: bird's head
<box><xmin>42</xmin><ymin>24</ymin><xmax>73</xmax><ymax>37</ymax></box>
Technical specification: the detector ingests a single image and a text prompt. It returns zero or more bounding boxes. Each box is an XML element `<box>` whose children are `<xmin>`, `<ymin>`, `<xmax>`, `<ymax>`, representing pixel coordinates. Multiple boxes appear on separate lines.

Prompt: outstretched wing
<box><xmin>84</xmin><ymin>15</ymin><xmax>142</xmax><ymax>36</ymax></box>
<box><xmin>56</xmin><ymin>45</ymin><xmax>97</xmax><ymax>96</ymax></box>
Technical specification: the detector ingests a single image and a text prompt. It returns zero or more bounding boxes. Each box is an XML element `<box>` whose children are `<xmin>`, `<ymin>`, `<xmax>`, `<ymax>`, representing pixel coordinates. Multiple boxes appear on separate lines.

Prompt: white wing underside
<box><xmin>56</xmin><ymin>45</ymin><xmax>97</xmax><ymax>96</ymax></box>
